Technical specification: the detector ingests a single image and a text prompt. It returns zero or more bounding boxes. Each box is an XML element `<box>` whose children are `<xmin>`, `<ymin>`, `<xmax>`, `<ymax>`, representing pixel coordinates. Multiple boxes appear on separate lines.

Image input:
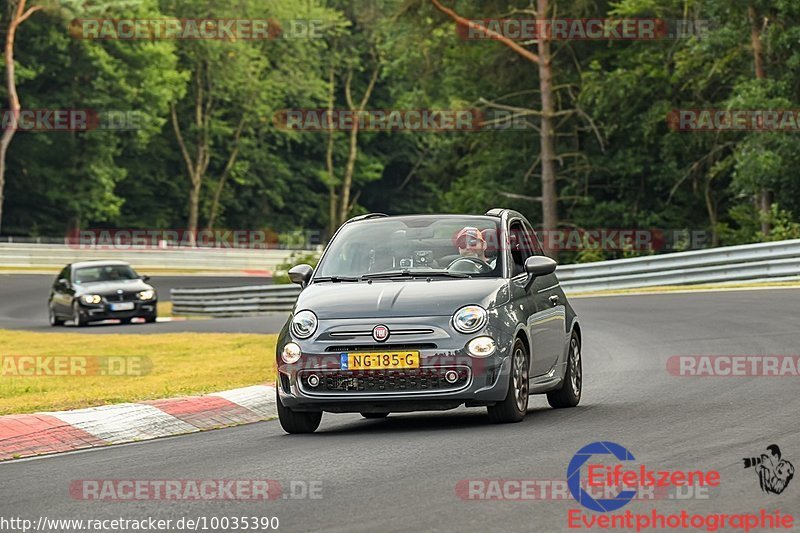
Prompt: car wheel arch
<box><xmin>562</xmin><ymin>321</ymin><xmax>581</xmax><ymax>383</ymax></box>
<box><xmin>570</xmin><ymin>321</ymin><xmax>582</xmax><ymax>343</ymax></box>
<box><xmin>513</xmin><ymin>327</ymin><xmax>532</xmax><ymax>367</ymax></box>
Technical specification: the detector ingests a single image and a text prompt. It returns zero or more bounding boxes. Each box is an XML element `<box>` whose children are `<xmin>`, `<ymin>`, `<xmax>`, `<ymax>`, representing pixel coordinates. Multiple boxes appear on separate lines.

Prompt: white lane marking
<box><xmin>44</xmin><ymin>404</ymin><xmax>198</xmax><ymax>444</ymax></box>
<box><xmin>211</xmin><ymin>385</ymin><xmax>276</xmax><ymax>418</ymax></box>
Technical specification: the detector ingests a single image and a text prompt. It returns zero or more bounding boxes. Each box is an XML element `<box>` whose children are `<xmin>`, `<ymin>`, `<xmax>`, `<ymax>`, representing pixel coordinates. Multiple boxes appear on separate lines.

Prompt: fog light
<box><xmin>281</xmin><ymin>342</ymin><xmax>302</xmax><ymax>364</ymax></box>
<box><xmin>307</xmin><ymin>374</ymin><xmax>320</xmax><ymax>388</ymax></box>
<box><xmin>467</xmin><ymin>336</ymin><xmax>496</xmax><ymax>357</ymax></box>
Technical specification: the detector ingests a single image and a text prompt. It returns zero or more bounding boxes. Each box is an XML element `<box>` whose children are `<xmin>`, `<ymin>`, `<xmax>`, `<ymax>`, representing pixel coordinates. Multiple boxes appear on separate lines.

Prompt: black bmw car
<box><xmin>275</xmin><ymin>209</ymin><xmax>582</xmax><ymax>433</ymax></box>
<box><xmin>48</xmin><ymin>260</ymin><xmax>158</xmax><ymax>327</ymax></box>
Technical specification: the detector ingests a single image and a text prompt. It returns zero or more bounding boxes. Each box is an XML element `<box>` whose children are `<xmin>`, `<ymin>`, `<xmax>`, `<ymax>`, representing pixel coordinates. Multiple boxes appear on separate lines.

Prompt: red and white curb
<box><xmin>0</xmin><ymin>385</ymin><xmax>276</xmax><ymax>461</ymax></box>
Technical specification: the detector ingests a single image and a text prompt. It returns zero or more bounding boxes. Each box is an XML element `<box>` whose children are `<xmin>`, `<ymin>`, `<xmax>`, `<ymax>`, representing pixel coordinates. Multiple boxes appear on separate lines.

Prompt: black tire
<box><xmin>277</xmin><ymin>384</ymin><xmax>322</xmax><ymax>434</ymax></box>
<box><xmin>360</xmin><ymin>412</ymin><xmax>389</xmax><ymax>419</ymax></box>
<box><xmin>48</xmin><ymin>305</ymin><xmax>65</xmax><ymax>327</ymax></box>
<box><xmin>487</xmin><ymin>337</ymin><xmax>529</xmax><ymax>424</ymax></box>
<box><xmin>119</xmin><ymin>318</ymin><xmax>133</xmax><ymax>324</ymax></box>
<box><xmin>72</xmin><ymin>302</ymin><xmax>87</xmax><ymax>327</ymax></box>
<box><xmin>145</xmin><ymin>314</ymin><xmax>157</xmax><ymax>323</ymax></box>
<box><xmin>547</xmin><ymin>331</ymin><xmax>582</xmax><ymax>408</ymax></box>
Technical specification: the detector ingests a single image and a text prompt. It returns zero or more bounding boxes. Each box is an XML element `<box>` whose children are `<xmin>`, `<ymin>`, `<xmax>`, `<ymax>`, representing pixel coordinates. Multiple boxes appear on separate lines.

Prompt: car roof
<box><xmin>347</xmin><ymin>213</ymin><xmax>501</xmax><ymax>225</ymax></box>
<box><xmin>69</xmin><ymin>260</ymin><xmax>132</xmax><ymax>269</ymax></box>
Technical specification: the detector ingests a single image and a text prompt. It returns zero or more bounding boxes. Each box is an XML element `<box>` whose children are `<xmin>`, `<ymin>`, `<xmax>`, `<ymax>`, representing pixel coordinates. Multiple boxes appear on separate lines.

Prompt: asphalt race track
<box><xmin>0</xmin><ymin>274</ymin><xmax>287</xmax><ymax>334</ymax></box>
<box><xmin>1</xmin><ymin>288</ymin><xmax>798</xmax><ymax>532</ymax></box>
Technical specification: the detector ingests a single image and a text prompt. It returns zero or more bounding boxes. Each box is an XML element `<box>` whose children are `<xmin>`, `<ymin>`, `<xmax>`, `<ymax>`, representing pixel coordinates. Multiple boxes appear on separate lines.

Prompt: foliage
<box><xmin>1</xmin><ymin>0</ymin><xmax>799</xmax><ymax>257</ymax></box>
<box><xmin>273</xmin><ymin>250</ymin><xmax>322</xmax><ymax>284</ymax></box>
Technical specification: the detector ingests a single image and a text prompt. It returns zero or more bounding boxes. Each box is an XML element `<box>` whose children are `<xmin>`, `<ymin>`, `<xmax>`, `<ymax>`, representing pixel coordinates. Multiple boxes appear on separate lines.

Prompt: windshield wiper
<box><xmin>312</xmin><ymin>275</ymin><xmax>362</xmax><ymax>283</ymax></box>
<box><xmin>361</xmin><ymin>269</ymin><xmax>470</xmax><ymax>279</ymax></box>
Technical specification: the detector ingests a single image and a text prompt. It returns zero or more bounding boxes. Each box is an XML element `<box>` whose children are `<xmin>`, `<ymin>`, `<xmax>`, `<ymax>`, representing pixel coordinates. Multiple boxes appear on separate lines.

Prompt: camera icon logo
<box><xmin>743</xmin><ymin>444</ymin><xmax>794</xmax><ymax>495</ymax></box>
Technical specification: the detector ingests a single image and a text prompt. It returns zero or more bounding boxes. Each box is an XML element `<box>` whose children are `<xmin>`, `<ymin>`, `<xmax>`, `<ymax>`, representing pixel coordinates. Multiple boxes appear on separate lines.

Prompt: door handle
<box><xmin>549</xmin><ymin>295</ymin><xmax>560</xmax><ymax>307</ymax></box>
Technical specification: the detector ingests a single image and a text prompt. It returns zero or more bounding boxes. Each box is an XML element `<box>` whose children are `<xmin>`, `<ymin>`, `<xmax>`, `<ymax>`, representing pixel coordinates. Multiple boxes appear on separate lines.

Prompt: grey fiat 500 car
<box><xmin>276</xmin><ymin>209</ymin><xmax>582</xmax><ymax>433</ymax></box>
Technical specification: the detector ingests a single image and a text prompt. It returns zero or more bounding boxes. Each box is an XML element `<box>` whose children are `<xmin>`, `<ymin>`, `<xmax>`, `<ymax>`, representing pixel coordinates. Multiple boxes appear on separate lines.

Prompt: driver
<box><xmin>454</xmin><ymin>227</ymin><xmax>496</xmax><ymax>269</ymax></box>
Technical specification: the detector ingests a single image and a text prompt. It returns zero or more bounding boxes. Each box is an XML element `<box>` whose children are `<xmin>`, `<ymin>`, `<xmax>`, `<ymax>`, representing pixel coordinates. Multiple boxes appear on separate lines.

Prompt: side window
<box><xmin>522</xmin><ymin>221</ymin><xmax>545</xmax><ymax>256</ymax></box>
<box><xmin>55</xmin><ymin>266</ymin><xmax>69</xmax><ymax>287</ymax></box>
<box><xmin>509</xmin><ymin>221</ymin><xmax>534</xmax><ymax>277</ymax></box>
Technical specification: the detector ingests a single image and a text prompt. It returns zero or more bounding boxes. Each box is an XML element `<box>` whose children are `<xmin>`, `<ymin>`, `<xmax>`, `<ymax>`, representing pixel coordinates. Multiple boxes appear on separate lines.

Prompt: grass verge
<box><xmin>0</xmin><ymin>330</ymin><xmax>277</xmax><ymax>415</ymax></box>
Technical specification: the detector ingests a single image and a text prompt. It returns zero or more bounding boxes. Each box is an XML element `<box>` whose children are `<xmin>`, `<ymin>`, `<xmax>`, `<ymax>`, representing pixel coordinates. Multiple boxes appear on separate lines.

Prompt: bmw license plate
<box><xmin>340</xmin><ymin>351</ymin><xmax>419</xmax><ymax>371</ymax></box>
<box><xmin>109</xmin><ymin>302</ymin><xmax>135</xmax><ymax>311</ymax></box>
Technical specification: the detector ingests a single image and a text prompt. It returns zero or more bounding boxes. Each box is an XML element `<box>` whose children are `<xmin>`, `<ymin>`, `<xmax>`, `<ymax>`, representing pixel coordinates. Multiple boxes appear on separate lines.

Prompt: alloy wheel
<box><xmin>512</xmin><ymin>345</ymin><xmax>529</xmax><ymax>412</ymax></box>
<box><xmin>569</xmin><ymin>337</ymin><xmax>582</xmax><ymax>397</ymax></box>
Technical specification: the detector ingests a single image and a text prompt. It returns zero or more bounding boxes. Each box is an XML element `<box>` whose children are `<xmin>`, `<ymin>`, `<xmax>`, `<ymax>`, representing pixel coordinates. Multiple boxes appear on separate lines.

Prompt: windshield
<box><xmin>73</xmin><ymin>265</ymin><xmax>140</xmax><ymax>284</ymax></box>
<box><xmin>315</xmin><ymin>216</ymin><xmax>504</xmax><ymax>279</ymax></box>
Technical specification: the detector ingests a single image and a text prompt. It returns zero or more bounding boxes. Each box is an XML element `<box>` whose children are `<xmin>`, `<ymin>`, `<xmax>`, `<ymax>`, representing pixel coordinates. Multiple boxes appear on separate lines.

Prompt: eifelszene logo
<box><xmin>567</xmin><ymin>441</ymin><xmax>721</xmax><ymax>512</ymax></box>
<box><xmin>743</xmin><ymin>444</ymin><xmax>795</xmax><ymax>495</ymax></box>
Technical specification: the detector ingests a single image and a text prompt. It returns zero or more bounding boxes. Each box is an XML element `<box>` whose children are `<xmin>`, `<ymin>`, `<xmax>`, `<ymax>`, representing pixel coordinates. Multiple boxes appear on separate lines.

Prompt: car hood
<box><xmin>295</xmin><ymin>278</ymin><xmax>510</xmax><ymax>319</ymax></box>
<box><xmin>74</xmin><ymin>279</ymin><xmax>153</xmax><ymax>295</ymax></box>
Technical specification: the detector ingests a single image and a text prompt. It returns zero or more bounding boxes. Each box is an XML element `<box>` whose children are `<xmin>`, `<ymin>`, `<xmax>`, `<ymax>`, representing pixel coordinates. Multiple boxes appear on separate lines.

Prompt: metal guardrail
<box><xmin>171</xmin><ymin>285</ymin><xmax>301</xmax><ymax>316</ymax></box>
<box><xmin>169</xmin><ymin>240</ymin><xmax>800</xmax><ymax>317</ymax></box>
<box><xmin>0</xmin><ymin>243</ymin><xmax>307</xmax><ymax>272</ymax></box>
<box><xmin>557</xmin><ymin>239</ymin><xmax>800</xmax><ymax>292</ymax></box>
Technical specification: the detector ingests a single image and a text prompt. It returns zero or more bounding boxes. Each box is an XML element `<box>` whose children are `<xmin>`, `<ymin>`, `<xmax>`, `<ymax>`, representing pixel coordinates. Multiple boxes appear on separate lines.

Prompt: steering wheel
<box><xmin>447</xmin><ymin>256</ymin><xmax>491</xmax><ymax>274</ymax></box>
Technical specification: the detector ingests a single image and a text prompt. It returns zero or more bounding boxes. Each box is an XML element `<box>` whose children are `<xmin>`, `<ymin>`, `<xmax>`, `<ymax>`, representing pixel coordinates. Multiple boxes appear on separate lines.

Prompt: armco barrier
<box><xmin>168</xmin><ymin>239</ymin><xmax>800</xmax><ymax>317</ymax></box>
<box><xmin>556</xmin><ymin>239</ymin><xmax>800</xmax><ymax>292</ymax></box>
<box><xmin>0</xmin><ymin>243</ymin><xmax>305</xmax><ymax>272</ymax></box>
<box><xmin>171</xmin><ymin>285</ymin><xmax>301</xmax><ymax>316</ymax></box>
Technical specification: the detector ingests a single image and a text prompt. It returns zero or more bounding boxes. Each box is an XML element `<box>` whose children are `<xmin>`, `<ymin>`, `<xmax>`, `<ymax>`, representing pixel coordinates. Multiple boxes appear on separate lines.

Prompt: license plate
<box><xmin>340</xmin><ymin>351</ymin><xmax>420</xmax><ymax>371</ymax></box>
<box><xmin>110</xmin><ymin>302</ymin><xmax>135</xmax><ymax>311</ymax></box>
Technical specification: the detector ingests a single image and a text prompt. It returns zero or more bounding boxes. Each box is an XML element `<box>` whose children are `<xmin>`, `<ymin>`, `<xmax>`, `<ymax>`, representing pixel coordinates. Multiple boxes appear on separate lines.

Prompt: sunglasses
<box><xmin>459</xmin><ymin>236</ymin><xmax>482</xmax><ymax>247</ymax></box>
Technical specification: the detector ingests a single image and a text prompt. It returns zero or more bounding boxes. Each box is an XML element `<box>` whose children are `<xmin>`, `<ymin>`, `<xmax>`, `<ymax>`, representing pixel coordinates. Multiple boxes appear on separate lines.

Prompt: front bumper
<box><xmin>77</xmin><ymin>300</ymin><xmax>157</xmax><ymax>322</ymax></box>
<box><xmin>276</xmin><ymin>315</ymin><xmax>514</xmax><ymax>413</ymax></box>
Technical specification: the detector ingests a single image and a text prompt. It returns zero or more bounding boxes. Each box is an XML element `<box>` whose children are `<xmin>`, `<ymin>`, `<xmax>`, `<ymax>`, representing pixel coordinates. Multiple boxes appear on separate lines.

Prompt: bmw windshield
<box><xmin>73</xmin><ymin>265</ymin><xmax>140</xmax><ymax>284</ymax></box>
<box><xmin>314</xmin><ymin>216</ymin><xmax>504</xmax><ymax>279</ymax></box>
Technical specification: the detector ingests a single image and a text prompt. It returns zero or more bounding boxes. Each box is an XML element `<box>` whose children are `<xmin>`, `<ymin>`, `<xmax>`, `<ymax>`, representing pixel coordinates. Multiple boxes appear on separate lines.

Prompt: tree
<box><xmin>0</xmin><ymin>0</ymin><xmax>42</xmax><ymax>235</ymax></box>
<box><xmin>430</xmin><ymin>0</ymin><xmax>560</xmax><ymax>255</ymax></box>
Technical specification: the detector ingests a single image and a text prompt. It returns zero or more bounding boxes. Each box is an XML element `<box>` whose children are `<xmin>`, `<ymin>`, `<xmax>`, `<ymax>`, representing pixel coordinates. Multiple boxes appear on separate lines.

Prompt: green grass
<box><xmin>0</xmin><ymin>330</ymin><xmax>277</xmax><ymax>415</ymax></box>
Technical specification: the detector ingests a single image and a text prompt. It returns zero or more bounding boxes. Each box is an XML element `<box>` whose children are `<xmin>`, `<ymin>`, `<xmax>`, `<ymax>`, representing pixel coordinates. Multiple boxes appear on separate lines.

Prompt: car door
<box><xmin>523</xmin><ymin>220</ymin><xmax>567</xmax><ymax>377</ymax></box>
<box><xmin>51</xmin><ymin>266</ymin><xmax>72</xmax><ymax>315</ymax></box>
<box><xmin>506</xmin><ymin>219</ymin><xmax>549</xmax><ymax>377</ymax></box>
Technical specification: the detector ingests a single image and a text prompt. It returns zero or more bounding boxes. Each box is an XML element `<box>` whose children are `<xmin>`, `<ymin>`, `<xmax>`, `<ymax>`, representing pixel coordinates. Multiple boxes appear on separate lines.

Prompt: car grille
<box><xmin>298</xmin><ymin>367</ymin><xmax>470</xmax><ymax>394</ymax></box>
<box><xmin>324</xmin><ymin>343</ymin><xmax>437</xmax><ymax>352</ymax></box>
<box><xmin>104</xmin><ymin>291</ymin><xmax>139</xmax><ymax>303</ymax></box>
<box><xmin>328</xmin><ymin>328</ymin><xmax>435</xmax><ymax>337</ymax></box>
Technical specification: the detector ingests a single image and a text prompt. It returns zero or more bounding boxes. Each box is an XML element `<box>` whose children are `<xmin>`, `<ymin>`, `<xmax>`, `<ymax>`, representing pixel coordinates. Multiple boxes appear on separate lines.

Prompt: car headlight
<box><xmin>467</xmin><ymin>336</ymin><xmax>496</xmax><ymax>357</ymax></box>
<box><xmin>138</xmin><ymin>289</ymin><xmax>155</xmax><ymax>301</ymax></box>
<box><xmin>281</xmin><ymin>342</ymin><xmax>302</xmax><ymax>364</ymax></box>
<box><xmin>81</xmin><ymin>294</ymin><xmax>102</xmax><ymax>304</ymax></box>
<box><xmin>452</xmin><ymin>305</ymin><xmax>488</xmax><ymax>334</ymax></box>
<box><xmin>291</xmin><ymin>310</ymin><xmax>318</xmax><ymax>339</ymax></box>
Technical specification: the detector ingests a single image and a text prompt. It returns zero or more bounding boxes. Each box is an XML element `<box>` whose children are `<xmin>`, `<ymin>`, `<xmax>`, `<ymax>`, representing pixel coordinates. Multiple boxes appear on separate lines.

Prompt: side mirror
<box><xmin>288</xmin><ymin>264</ymin><xmax>314</xmax><ymax>288</ymax></box>
<box><xmin>524</xmin><ymin>256</ymin><xmax>558</xmax><ymax>276</ymax></box>
<box><xmin>57</xmin><ymin>278</ymin><xmax>70</xmax><ymax>290</ymax></box>
<box><xmin>523</xmin><ymin>256</ymin><xmax>557</xmax><ymax>291</ymax></box>
<box><xmin>141</xmin><ymin>275</ymin><xmax>151</xmax><ymax>282</ymax></box>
